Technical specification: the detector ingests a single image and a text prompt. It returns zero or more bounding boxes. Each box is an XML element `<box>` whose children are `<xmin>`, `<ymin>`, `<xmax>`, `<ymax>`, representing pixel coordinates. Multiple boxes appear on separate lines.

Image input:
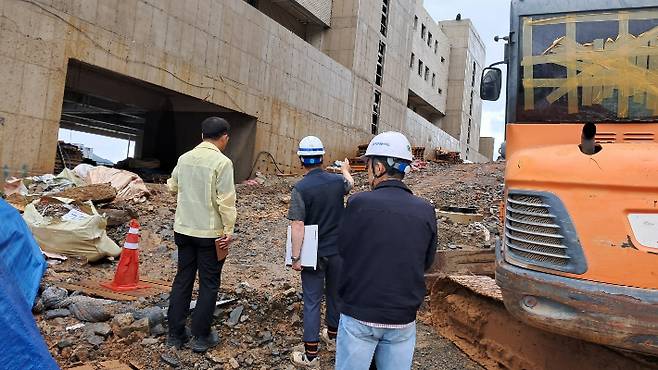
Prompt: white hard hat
<box><xmin>364</xmin><ymin>131</ymin><xmax>413</xmax><ymax>161</ymax></box>
<box><xmin>297</xmin><ymin>136</ymin><xmax>325</xmax><ymax>156</ymax></box>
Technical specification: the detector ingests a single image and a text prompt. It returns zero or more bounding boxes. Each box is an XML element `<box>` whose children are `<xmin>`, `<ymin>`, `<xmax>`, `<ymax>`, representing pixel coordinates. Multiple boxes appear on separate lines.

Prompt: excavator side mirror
<box><xmin>481</xmin><ymin>67</ymin><xmax>502</xmax><ymax>101</ymax></box>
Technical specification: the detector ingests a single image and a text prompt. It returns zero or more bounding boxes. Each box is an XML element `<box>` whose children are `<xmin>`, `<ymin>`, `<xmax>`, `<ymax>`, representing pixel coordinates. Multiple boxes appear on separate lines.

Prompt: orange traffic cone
<box><xmin>101</xmin><ymin>219</ymin><xmax>150</xmax><ymax>292</ymax></box>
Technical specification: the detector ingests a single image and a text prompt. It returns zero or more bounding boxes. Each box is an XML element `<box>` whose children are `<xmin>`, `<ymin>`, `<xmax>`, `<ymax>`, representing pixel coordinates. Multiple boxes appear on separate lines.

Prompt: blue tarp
<box><xmin>0</xmin><ymin>199</ymin><xmax>47</xmax><ymax>306</ymax></box>
<box><xmin>0</xmin><ymin>199</ymin><xmax>59</xmax><ymax>370</ymax></box>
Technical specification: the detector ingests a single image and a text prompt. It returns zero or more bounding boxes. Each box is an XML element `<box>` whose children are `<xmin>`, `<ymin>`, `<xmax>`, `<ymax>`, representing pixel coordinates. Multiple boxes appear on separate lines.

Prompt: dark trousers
<box><xmin>168</xmin><ymin>232</ymin><xmax>224</xmax><ymax>338</ymax></box>
<box><xmin>301</xmin><ymin>254</ymin><xmax>342</xmax><ymax>342</ymax></box>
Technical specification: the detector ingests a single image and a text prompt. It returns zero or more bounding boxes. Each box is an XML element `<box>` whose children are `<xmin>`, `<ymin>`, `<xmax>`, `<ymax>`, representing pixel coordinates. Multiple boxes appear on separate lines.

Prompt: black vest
<box><xmin>294</xmin><ymin>169</ymin><xmax>345</xmax><ymax>257</ymax></box>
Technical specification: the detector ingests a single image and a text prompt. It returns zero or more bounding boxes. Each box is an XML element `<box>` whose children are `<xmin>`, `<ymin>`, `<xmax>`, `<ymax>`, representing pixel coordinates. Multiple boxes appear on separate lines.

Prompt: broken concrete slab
<box><xmin>69</xmin><ymin>300</ymin><xmax>111</xmax><ymax>322</ymax></box>
<box><xmin>44</xmin><ymin>308</ymin><xmax>71</xmax><ymax>319</ymax></box>
<box><xmin>438</xmin><ymin>207</ymin><xmax>484</xmax><ymax>224</ymax></box>
<box><xmin>129</xmin><ymin>318</ymin><xmax>151</xmax><ymax>336</ymax></box>
<box><xmin>87</xmin><ymin>322</ymin><xmax>112</xmax><ymax>337</ymax></box>
<box><xmin>141</xmin><ymin>337</ymin><xmax>159</xmax><ymax>345</ymax></box>
<box><xmin>85</xmin><ymin>333</ymin><xmax>105</xmax><ymax>347</ymax></box>
<box><xmin>111</xmin><ymin>313</ymin><xmax>135</xmax><ymax>338</ymax></box>
<box><xmin>226</xmin><ymin>306</ymin><xmax>244</xmax><ymax>327</ymax></box>
<box><xmin>41</xmin><ymin>286</ymin><xmax>69</xmax><ymax>309</ymax></box>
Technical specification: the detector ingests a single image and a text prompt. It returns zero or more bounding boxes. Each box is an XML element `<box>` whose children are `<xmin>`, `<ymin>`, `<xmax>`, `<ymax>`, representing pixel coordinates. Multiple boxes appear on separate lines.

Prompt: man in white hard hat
<box><xmin>287</xmin><ymin>136</ymin><xmax>354</xmax><ymax>368</ymax></box>
<box><xmin>335</xmin><ymin>131</ymin><xmax>437</xmax><ymax>370</ymax></box>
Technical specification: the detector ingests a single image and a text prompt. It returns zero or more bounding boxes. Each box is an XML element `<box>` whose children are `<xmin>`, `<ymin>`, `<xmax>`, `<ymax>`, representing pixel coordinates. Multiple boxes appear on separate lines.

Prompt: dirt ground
<box><xmin>32</xmin><ymin>161</ymin><xmax>504</xmax><ymax>369</ymax></box>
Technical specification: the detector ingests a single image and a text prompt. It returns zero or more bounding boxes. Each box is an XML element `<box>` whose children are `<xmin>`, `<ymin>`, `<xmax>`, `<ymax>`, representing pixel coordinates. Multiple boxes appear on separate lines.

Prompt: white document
<box><xmin>285</xmin><ymin>225</ymin><xmax>319</xmax><ymax>269</ymax></box>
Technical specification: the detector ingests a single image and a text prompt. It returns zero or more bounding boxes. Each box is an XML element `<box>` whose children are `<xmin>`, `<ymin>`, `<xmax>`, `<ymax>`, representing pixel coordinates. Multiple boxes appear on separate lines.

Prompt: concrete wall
<box><xmin>479</xmin><ymin>136</ymin><xmax>495</xmax><ymax>162</ymax></box>
<box><xmin>0</xmin><ymin>0</ymin><xmax>487</xmax><ymax>178</ymax></box>
<box><xmin>293</xmin><ymin>0</ymin><xmax>332</xmax><ymax>25</ymax></box>
<box><xmin>407</xmin><ymin>1</ymin><xmax>450</xmax><ymax>116</ymax></box>
<box><xmin>405</xmin><ymin>109</ymin><xmax>460</xmax><ymax>153</ymax></box>
<box><xmin>440</xmin><ymin>19</ymin><xmax>486</xmax><ymax>161</ymax></box>
<box><xmin>0</xmin><ymin>0</ymin><xmax>359</xmax><ymax>177</ymax></box>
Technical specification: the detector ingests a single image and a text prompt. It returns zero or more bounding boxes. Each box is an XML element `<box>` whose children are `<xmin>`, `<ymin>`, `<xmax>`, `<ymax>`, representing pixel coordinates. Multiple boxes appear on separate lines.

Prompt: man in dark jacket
<box><xmin>335</xmin><ymin>131</ymin><xmax>437</xmax><ymax>370</ymax></box>
<box><xmin>288</xmin><ymin>136</ymin><xmax>353</xmax><ymax>368</ymax></box>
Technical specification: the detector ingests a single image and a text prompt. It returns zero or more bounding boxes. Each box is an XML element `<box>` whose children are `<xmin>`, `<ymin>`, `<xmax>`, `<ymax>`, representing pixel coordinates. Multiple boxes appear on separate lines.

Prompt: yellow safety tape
<box><xmin>521</xmin><ymin>11</ymin><xmax>658</xmax><ymax>118</ymax></box>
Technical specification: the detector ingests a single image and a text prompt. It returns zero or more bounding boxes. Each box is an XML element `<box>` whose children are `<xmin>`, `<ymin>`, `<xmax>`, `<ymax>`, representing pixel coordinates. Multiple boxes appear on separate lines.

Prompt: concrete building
<box><xmin>479</xmin><ymin>137</ymin><xmax>495</xmax><ymax>162</ymax></box>
<box><xmin>407</xmin><ymin>2</ymin><xmax>450</xmax><ymax>128</ymax></box>
<box><xmin>440</xmin><ymin>19</ymin><xmax>487</xmax><ymax>159</ymax></box>
<box><xmin>0</xmin><ymin>0</ymin><xmax>488</xmax><ymax>182</ymax></box>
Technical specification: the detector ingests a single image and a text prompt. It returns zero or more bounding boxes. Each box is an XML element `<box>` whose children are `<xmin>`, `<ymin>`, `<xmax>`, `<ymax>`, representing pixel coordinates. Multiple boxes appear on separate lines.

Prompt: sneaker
<box><xmin>290</xmin><ymin>351</ymin><xmax>320</xmax><ymax>368</ymax></box>
<box><xmin>167</xmin><ymin>327</ymin><xmax>191</xmax><ymax>349</ymax></box>
<box><xmin>191</xmin><ymin>330</ymin><xmax>220</xmax><ymax>353</ymax></box>
<box><xmin>320</xmin><ymin>328</ymin><xmax>336</xmax><ymax>352</ymax></box>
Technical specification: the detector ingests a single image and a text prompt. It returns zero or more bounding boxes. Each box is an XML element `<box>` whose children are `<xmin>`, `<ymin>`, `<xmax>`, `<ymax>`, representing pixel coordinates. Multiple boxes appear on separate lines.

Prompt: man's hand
<box><xmin>341</xmin><ymin>158</ymin><xmax>352</xmax><ymax>174</ymax></box>
<box><xmin>216</xmin><ymin>235</ymin><xmax>233</xmax><ymax>249</ymax></box>
<box><xmin>292</xmin><ymin>260</ymin><xmax>302</xmax><ymax>271</ymax></box>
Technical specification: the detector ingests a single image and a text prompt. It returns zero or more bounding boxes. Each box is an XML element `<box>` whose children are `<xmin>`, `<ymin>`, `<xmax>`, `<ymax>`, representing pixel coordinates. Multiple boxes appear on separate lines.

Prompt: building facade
<box><xmin>0</xmin><ymin>0</ymin><xmax>488</xmax><ymax>182</ymax></box>
<box><xmin>440</xmin><ymin>18</ymin><xmax>487</xmax><ymax>160</ymax></box>
<box><xmin>479</xmin><ymin>136</ymin><xmax>495</xmax><ymax>162</ymax></box>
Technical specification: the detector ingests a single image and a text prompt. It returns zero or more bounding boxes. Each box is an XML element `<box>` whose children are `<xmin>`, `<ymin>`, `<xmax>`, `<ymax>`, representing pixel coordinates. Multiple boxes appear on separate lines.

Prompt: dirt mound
<box><xmin>36</xmin><ymin>162</ymin><xmax>502</xmax><ymax>369</ymax></box>
<box><xmin>429</xmin><ymin>277</ymin><xmax>656</xmax><ymax>370</ymax></box>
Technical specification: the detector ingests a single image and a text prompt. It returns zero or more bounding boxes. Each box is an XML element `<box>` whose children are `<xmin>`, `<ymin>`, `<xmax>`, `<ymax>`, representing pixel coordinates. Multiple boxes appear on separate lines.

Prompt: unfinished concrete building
<box><xmin>479</xmin><ymin>137</ymin><xmax>495</xmax><ymax>162</ymax></box>
<box><xmin>0</xmin><ymin>0</ymin><xmax>490</xmax><ymax>183</ymax></box>
<box><xmin>440</xmin><ymin>19</ymin><xmax>487</xmax><ymax>159</ymax></box>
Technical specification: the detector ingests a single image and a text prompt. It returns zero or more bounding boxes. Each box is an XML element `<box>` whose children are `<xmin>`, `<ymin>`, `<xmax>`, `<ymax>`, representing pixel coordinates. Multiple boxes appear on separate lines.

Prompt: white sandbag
<box><xmin>23</xmin><ymin>198</ymin><xmax>121</xmax><ymax>262</ymax></box>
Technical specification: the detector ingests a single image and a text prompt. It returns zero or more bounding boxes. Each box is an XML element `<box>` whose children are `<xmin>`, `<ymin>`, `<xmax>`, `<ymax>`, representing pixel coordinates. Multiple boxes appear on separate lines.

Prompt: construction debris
<box><xmin>412</xmin><ymin>146</ymin><xmax>426</xmax><ymax>160</ymax></box>
<box><xmin>23</xmin><ymin>198</ymin><xmax>121</xmax><ymax>262</ymax></box>
<box><xmin>55</xmin><ymin>142</ymin><xmax>84</xmax><ymax>174</ymax></box>
<box><xmin>51</xmin><ymin>184</ymin><xmax>117</xmax><ymax>204</ymax></box>
<box><xmin>438</xmin><ymin>206</ymin><xmax>485</xmax><ymax>224</ymax></box>
<box><xmin>428</xmin><ymin>249</ymin><xmax>496</xmax><ymax>277</ymax></box>
<box><xmin>85</xmin><ymin>167</ymin><xmax>150</xmax><ymax>203</ymax></box>
<box><xmin>27</xmin><ymin>160</ymin><xmax>504</xmax><ymax>369</ymax></box>
<box><xmin>434</xmin><ymin>148</ymin><xmax>462</xmax><ymax>164</ymax></box>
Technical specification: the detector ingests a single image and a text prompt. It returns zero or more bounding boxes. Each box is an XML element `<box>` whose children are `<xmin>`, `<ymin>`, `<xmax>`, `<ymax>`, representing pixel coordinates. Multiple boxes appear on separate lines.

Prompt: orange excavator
<box><xmin>480</xmin><ymin>0</ymin><xmax>658</xmax><ymax>357</ymax></box>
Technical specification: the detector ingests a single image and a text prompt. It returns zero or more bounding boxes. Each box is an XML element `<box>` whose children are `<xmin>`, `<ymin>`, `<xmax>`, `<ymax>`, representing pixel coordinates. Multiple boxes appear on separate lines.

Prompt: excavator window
<box><xmin>517</xmin><ymin>9</ymin><xmax>658</xmax><ymax>123</ymax></box>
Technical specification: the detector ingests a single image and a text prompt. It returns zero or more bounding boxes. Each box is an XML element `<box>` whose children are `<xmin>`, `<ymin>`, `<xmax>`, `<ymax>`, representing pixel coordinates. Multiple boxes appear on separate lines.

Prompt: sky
<box><xmin>58</xmin><ymin>1</ymin><xmax>511</xmax><ymax>163</ymax></box>
<box><xmin>58</xmin><ymin>129</ymin><xmax>134</xmax><ymax>164</ymax></box>
<box><xmin>426</xmin><ymin>0</ymin><xmax>511</xmax><ymax>157</ymax></box>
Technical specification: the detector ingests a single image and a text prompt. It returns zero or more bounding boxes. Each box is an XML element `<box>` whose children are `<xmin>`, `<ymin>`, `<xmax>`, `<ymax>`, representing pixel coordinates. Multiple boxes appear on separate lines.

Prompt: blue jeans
<box><xmin>335</xmin><ymin>314</ymin><xmax>416</xmax><ymax>370</ymax></box>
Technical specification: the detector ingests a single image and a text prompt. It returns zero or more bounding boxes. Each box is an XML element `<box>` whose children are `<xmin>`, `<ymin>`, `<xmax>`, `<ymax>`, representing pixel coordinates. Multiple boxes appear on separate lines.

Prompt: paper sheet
<box><xmin>285</xmin><ymin>225</ymin><xmax>318</xmax><ymax>269</ymax></box>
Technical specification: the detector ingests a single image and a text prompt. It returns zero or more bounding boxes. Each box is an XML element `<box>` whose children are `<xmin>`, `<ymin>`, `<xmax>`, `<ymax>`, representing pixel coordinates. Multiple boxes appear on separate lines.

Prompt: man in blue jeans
<box><xmin>336</xmin><ymin>132</ymin><xmax>438</xmax><ymax>370</ymax></box>
<box><xmin>288</xmin><ymin>136</ymin><xmax>353</xmax><ymax>368</ymax></box>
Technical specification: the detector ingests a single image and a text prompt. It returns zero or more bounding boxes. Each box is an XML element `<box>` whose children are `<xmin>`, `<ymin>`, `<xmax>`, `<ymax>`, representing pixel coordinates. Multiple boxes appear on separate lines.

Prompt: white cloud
<box><xmin>480</xmin><ymin>108</ymin><xmax>506</xmax><ymax>158</ymax></box>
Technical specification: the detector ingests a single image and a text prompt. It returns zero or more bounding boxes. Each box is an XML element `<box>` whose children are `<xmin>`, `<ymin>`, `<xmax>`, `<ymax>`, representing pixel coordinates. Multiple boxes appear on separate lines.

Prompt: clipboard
<box><xmin>285</xmin><ymin>225</ymin><xmax>318</xmax><ymax>269</ymax></box>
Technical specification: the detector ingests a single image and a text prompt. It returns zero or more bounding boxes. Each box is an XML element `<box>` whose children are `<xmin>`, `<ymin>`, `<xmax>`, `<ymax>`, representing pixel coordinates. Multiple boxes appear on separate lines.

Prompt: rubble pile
<box><xmin>54</xmin><ymin>142</ymin><xmax>85</xmax><ymax>174</ymax></box>
<box><xmin>51</xmin><ymin>184</ymin><xmax>118</xmax><ymax>204</ymax></box>
<box><xmin>410</xmin><ymin>162</ymin><xmax>505</xmax><ymax>250</ymax></box>
<box><xmin>19</xmin><ymin>160</ymin><xmax>503</xmax><ymax>369</ymax></box>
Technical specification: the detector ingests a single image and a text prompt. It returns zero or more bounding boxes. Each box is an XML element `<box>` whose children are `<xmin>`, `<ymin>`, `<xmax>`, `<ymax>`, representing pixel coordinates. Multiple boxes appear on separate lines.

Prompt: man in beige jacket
<box><xmin>166</xmin><ymin>117</ymin><xmax>237</xmax><ymax>353</ymax></box>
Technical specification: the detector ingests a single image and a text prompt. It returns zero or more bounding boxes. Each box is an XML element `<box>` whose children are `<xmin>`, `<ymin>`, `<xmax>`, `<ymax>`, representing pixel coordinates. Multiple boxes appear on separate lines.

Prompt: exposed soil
<box><xmin>50</xmin><ymin>184</ymin><xmax>118</xmax><ymax>204</ymax></box>
<box><xmin>33</xmin><ymin>161</ymin><xmax>504</xmax><ymax>369</ymax></box>
<box><xmin>428</xmin><ymin>277</ymin><xmax>658</xmax><ymax>370</ymax></box>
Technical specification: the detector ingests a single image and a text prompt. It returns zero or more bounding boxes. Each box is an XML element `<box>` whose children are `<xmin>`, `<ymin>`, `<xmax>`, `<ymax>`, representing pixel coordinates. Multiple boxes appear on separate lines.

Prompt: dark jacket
<box><xmin>338</xmin><ymin>180</ymin><xmax>437</xmax><ymax>325</ymax></box>
<box><xmin>292</xmin><ymin>168</ymin><xmax>347</xmax><ymax>257</ymax></box>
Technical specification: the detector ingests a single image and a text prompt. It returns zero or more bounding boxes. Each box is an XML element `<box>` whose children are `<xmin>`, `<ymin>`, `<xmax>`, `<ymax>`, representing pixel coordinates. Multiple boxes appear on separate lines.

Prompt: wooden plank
<box><xmin>428</xmin><ymin>249</ymin><xmax>495</xmax><ymax>276</ymax></box>
<box><xmin>58</xmin><ymin>278</ymin><xmax>170</xmax><ymax>301</ymax></box>
<box><xmin>99</xmin><ymin>361</ymin><xmax>133</xmax><ymax>370</ymax></box>
<box><xmin>58</xmin><ymin>282</ymin><xmax>137</xmax><ymax>301</ymax></box>
<box><xmin>67</xmin><ymin>360</ymin><xmax>132</xmax><ymax>370</ymax></box>
<box><xmin>139</xmin><ymin>278</ymin><xmax>172</xmax><ymax>288</ymax></box>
